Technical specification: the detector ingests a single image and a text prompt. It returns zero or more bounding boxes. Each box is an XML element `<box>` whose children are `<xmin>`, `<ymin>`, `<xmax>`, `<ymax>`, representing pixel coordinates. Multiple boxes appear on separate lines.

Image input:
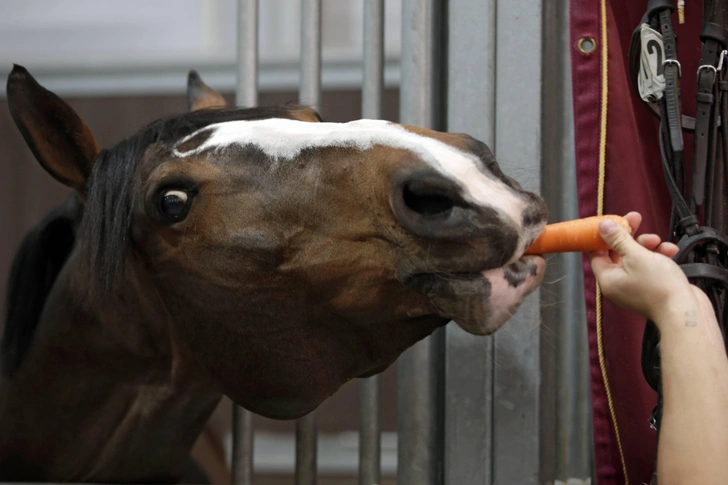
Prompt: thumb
<box><xmin>598</xmin><ymin>218</ymin><xmax>638</xmax><ymax>257</ymax></box>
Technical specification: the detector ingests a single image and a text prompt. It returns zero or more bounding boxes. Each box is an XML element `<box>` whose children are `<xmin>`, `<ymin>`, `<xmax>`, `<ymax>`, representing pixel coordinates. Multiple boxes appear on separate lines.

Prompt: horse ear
<box><xmin>187</xmin><ymin>70</ymin><xmax>228</xmax><ymax>111</ymax></box>
<box><xmin>7</xmin><ymin>65</ymin><xmax>99</xmax><ymax>192</ymax></box>
<box><xmin>289</xmin><ymin>106</ymin><xmax>323</xmax><ymax>123</ymax></box>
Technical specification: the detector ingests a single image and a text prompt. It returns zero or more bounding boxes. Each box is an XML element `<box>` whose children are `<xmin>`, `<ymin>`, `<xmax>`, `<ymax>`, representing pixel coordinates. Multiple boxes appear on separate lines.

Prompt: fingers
<box><xmin>598</xmin><ymin>218</ymin><xmax>641</xmax><ymax>257</ymax></box>
<box><xmin>636</xmin><ymin>233</ymin><xmax>679</xmax><ymax>258</ymax></box>
<box><xmin>623</xmin><ymin>211</ymin><xmax>642</xmax><ymax>234</ymax></box>
<box><xmin>589</xmin><ymin>251</ymin><xmax>615</xmax><ymax>278</ymax></box>
<box><xmin>656</xmin><ymin>241</ymin><xmax>679</xmax><ymax>258</ymax></box>
<box><xmin>637</xmin><ymin>233</ymin><xmax>662</xmax><ymax>251</ymax></box>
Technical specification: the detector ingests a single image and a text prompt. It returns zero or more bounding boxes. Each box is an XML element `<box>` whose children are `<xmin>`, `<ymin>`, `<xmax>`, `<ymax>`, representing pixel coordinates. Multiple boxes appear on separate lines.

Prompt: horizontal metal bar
<box><xmin>0</xmin><ymin>57</ymin><xmax>402</xmax><ymax>98</ymax></box>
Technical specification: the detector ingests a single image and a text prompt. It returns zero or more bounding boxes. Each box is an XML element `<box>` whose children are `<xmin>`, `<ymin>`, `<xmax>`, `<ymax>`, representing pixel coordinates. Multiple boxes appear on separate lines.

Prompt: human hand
<box><xmin>589</xmin><ymin>212</ymin><xmax>709</xmax><ymax>326</ymax></box>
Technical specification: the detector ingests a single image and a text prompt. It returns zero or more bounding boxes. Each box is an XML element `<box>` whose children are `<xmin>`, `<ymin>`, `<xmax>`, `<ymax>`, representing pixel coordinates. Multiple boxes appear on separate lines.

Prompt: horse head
<box><xmin>6</xmin><ymin>65</ymin><xmax>547</xmax><ymax>419</ymax></box>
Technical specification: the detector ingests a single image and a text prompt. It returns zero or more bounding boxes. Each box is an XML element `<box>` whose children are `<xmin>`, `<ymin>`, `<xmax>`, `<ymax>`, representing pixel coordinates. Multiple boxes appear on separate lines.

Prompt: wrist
<box><xmin>650</xmin><ymin>294</ymin><xmax>702</xmax><ymax>332</ymax></box>
<box><xmin>652</xmin><ymin>290</ymin><xmax>723</xmax><ymax>346</ymax></box>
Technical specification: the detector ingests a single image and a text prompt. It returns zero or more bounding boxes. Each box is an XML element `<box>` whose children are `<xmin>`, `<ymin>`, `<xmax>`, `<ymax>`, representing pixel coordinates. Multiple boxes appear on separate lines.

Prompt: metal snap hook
<box><xmin>718</xmin><ymin>50</ymin><xmax>728</xmax><ymax>72</ymax></box>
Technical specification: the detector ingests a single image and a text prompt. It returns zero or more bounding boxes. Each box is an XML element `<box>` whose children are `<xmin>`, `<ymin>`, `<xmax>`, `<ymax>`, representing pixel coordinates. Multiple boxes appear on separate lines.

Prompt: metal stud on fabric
<box><xmin>578</xmin><ymin>37</ymin><xmax>597</xmax><ymax>54</ymax></box>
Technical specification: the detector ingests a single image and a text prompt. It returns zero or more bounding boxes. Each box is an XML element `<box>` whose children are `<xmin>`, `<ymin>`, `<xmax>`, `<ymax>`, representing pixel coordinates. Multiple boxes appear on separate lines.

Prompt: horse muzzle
<box><xmin>400</xmin><ymin>253</ymin><xmax>545</xmax><ymax>335</ymax></box>
<box><xmin>391</xmin><ymin>168</ymin><xmax>548</xmax><ymax>334</ymax></box>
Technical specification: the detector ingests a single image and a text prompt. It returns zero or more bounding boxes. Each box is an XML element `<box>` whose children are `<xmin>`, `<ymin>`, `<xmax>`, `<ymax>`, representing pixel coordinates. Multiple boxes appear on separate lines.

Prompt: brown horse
<box><xmin>0</xmin><ymin>65</ymin><xmax>547</xmax><ymax>482</ymax></box>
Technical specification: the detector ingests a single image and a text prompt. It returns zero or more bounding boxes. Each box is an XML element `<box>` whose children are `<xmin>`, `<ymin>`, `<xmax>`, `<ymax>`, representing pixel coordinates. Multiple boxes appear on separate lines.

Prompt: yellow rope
<box><xmin>595</xmin><ymin>0</ymin><xmax>630</xmax><ymax>483</ymax></box>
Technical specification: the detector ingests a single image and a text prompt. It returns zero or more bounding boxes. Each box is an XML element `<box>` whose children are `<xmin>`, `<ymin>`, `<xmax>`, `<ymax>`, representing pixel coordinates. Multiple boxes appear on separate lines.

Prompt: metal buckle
<box><xmin>697</xmin><ymin>64</ymin><xmax>718</xmax><ymax>83</ymax></box>
<box><xmin>663</xmin><ymin>59</ymin><xmax>682</xmax><ymax>78</ymax></box>
<box><xmin>649</xmin><ymin>414</ymin><xmax>657</xmax><ymax>431</ymax></box>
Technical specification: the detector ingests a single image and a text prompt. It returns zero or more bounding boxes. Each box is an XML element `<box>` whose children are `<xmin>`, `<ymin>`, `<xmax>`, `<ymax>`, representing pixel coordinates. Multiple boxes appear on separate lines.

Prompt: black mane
<box><xmin>2</xmin><ymin>195</ymin><xmax>82</xmax><ymax>376</ymax></box>
<box><xmin>2</xmin><ymin>105</ymin><xmax>307</xmax><ymax>375</ymax></box>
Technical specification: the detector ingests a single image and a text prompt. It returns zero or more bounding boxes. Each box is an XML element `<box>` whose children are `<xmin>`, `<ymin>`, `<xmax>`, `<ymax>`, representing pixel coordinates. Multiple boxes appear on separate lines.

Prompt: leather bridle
<box><xmin>628</xmin><ymin>1</ymin><xmax>728</xmax><ymax>483</ymax></box>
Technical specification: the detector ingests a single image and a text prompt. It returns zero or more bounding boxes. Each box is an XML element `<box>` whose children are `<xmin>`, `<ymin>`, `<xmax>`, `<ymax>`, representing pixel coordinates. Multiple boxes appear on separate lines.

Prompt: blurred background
<box><xmin>0</xmin><ymin>1</ymin><xmax>407</xmax><ymax>483</ymax></box>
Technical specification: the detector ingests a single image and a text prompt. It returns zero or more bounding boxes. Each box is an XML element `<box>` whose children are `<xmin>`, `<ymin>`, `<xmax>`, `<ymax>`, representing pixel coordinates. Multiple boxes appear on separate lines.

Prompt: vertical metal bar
<box><xmin>300</xmin><ymin>0</ymin><xmax>322</xmax><ymax>110</ymax></box>
<box><xmin>295</xmin><ymin>415</ymin><xmax>318</xmax><ymax>485</ymax></box>
<box><xmin>444</xmin><ymin>2</ymin><xmax>497</xmax><ymax>485</ymax></box>
<box><xmin>540</xmin><ymin>0</ymin><xmax>594</xmax><ymax>482</ymax></box>
<box><xmin>358</xmin><ymin>377</ymin><xmax>381</xmax><ymax>485</ymax></box>
<box><xmin>232</xmin><ymin>2</ymin><xmax>258</xmax><ymax>485</ymax></box>
<box><xmin>232</xmin><ymin>406</ymin><xmax>255</xmax><ymax>485</ymax></box>
<box><xmin>360</xmin><ymin>5</ymin><xmax>385</xmax><ymax>484</ymax></box>
<box><xmin>398</xmin><ymin>2</ymin><xmax>445</xmax><ymax>483</ymax></box>
<box><xmin>399</xmin><ymin>0</ymin><xmax>442</xmax><ymax>129</ymax></box>
<box><xmin>362</xmin><ymin>0</ymin><xmax>384</xmax><ymax>120</ymax></box>
<box><xmin>295</xmin><ymin>2</ymin><xmax>321</xmax><ymax>485</ymax></box>
<box><xmin>491</xmin><ymin>0</ymin><xmax>544</xmax><ymax>483</ymax></box>
<box><xmin>236</xmin><ymin>0</ymin><xmax>258</xmax><ymax>107</ymax></box>
<box><xmin>398</xmin><ymin>332</ymin><xmax>445</xmax><ymax>485</ymax></box>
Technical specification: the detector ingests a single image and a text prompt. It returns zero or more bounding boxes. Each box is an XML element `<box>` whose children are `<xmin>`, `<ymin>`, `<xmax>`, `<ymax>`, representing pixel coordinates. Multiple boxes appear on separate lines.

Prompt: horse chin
<box><xmin>403</xmin><ymin>255</ymin><xmax>546</xmax><ymax>336</ymax></box>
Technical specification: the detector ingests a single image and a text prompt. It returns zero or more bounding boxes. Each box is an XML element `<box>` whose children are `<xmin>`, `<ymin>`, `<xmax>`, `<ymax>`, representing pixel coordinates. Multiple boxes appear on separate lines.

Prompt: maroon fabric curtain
<box><xmin>570</xmin><ymin>1</ymin><xmax>704</xmax><ymax>483</ymax></box>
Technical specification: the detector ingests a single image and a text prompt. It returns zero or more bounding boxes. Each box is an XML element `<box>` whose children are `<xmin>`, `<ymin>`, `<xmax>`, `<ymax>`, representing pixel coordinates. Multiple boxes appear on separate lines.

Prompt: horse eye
<box><xmin>160</xmin><ymin>190</ymin><xmax>190</xmax><ymax>221</ymax></box>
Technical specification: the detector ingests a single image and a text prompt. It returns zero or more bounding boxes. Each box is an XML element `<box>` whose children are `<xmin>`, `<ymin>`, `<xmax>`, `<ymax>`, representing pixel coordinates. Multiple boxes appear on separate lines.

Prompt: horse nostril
<box><xmin>391</xmin><ymin>170</ymin><xmax>486</xmax><ymax>241</ymax></box>
<box><xmin>402</xmin><ymin>182</ymin><xmax>457</xmax><ymax>217</ymax></box>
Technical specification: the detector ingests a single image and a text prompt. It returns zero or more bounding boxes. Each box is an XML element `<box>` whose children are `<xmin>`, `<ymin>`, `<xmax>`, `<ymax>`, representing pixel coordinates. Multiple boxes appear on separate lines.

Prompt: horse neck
<box><xmin>0</xmin><ymin>249</ymin><xmax>222</xmax><ymax>482</ymax></box>
<box><xmin>66</xmin><ymin>250</ymin><xmax>176</xmax><ymax>369</ymax></box>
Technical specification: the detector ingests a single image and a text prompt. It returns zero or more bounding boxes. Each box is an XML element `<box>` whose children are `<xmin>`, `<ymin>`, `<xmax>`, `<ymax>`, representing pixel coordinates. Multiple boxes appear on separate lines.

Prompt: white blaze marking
<box><xmin>173</xmin><ymin>118</ymin><xmax>526</xmax><ymax>226</ymax></box>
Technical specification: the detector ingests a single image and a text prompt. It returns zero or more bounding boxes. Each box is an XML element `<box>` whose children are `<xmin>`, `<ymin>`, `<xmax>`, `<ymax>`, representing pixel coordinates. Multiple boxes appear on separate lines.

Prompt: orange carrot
<box><xmin>524</xmin><ymin>215</ymin><xmax>632</xmax><ymax>255</ymax></box>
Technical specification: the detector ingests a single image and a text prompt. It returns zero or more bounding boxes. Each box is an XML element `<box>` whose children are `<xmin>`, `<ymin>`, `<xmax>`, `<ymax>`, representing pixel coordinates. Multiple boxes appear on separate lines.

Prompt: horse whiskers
<box><xmin>541</xmin><ymin>274</ymin><xmax>571</xmax><ymax>285</ymax></box>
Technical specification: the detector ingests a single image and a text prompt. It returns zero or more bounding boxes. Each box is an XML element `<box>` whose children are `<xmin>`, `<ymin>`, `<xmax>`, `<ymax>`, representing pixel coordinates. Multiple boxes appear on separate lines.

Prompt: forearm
<box><xmin>656</xmin><ymin>305</ymin><xmax>728</xmax><ymax>485</ymax></box>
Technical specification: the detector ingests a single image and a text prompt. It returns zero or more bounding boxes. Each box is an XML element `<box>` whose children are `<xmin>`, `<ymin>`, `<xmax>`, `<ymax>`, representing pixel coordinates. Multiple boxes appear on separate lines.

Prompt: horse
<box><xmin>0</xmin><ymin>64</ymin><xmax>548</xmax><ymax>483</ymax></box>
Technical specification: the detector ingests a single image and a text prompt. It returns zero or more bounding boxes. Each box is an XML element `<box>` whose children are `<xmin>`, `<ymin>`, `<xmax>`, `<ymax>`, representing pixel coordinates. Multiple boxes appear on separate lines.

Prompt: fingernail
<box><xmin>599</xmin><ymin>219</ymin><xmax>618</xmax><ymax>235</ymax></box>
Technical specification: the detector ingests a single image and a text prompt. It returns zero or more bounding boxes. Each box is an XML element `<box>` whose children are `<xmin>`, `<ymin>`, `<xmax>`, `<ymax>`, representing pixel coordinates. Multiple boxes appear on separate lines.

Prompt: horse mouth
<box><xmin>401</xmin><ymin>254</ymin><xmax>546</xmax><ymax>335</ymax></box>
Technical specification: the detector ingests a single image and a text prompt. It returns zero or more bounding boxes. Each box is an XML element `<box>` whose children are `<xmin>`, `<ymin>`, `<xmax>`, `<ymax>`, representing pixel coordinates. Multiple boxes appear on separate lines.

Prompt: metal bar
<box><xmin>397</xmin><ymin>8</ymin><xmax>445</xmax><ymax>485</ymax></box>
<box><xmin>397</xmin><ymin>331</ymin><xmax>445</xmax><ymax>485</ymax></box>
<box><xmin>540</xmin><ymin>0</ymin><xmax>594</xmax><ymax>482</ymax></box>
<box><xmin>0</xmin><ymin>59</ymin><xmax>403</xmax><ymax>99</ymax></box>
<box><xmin>236</xmin><ymin>0</ymin><xmax>258</xmax><ymax>107</ymax></box>
<box><xmin>444</xmin><ymin>2</ymin><xmax>497</xmax><ymax>483</ymax></box>
<box><xmin>299</xmin><ymin>0</ymin><xmax>322</xmax><ymax>110</ymax></box>
<box><xmin>358</xmin><ymin>377</ymin><xmax>381</xmax><ymax>485</ymax></box>
<box><xmin>398</xmin><ymin>0</ymin><xmax>442</xmax><ymax>129</ymax></box>
<box><xmin>491</xmin><ymin>0</ymin><xmax>544</xmax><ymax>483</ymax></box>
<box><xmin>232</xmin><ymin>2</ymin><xmax>259</xmax><ymax>485</ymax></box>
<box><xmin>295</xmin><ymin>414</ymin><xmax>318</xmax><ymax>485</ymax></box>
<box><xmin>295</xmin><ymin>2</ymin><xmax>321</xmax><ymax>484</ymax></box>
<box><xmin>359</xmin><ymin>3</ymin><xmax>384</xmax><ymax>485</ymax></box>
<box><xmin>362</xmin><ymin>0</ymin><xmax>384</xmax><ymax>119</ymax></box>
<box><xmin>232</xmin><ymin>406</ymin><xmax>255</xmax><ymax>485</ymax></box>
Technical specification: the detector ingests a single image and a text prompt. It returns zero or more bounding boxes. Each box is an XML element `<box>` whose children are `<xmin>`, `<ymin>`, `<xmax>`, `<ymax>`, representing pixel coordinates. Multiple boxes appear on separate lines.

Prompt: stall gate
<box><xmin>228</xmin><ymin>1</ymin><xmax>593</xmax><ymax>485</ymax></box>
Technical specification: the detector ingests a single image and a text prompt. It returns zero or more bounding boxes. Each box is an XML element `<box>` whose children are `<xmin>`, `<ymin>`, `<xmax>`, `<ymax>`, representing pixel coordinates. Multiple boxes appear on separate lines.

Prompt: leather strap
<box><xmin>681</xmin><ymin>263</ymin><xmax>728</xmax><ymax>285</ymax></box>
<box><xmin>658</xmin><ymin>105</ymin><xmax>698</xmax><ymax>235</ymax></box>
<box><xmin>692</xmin><ymin>21</ymin><xmax>724</xmax><ymax>207</ymax></box>
<box><xmin>674</xmin><ymin>227</ymin><xmax>728</xmax><ymax>260</ymax></box>
<box><xmin>658</xmin><ymin>8</ymin><xmax>685</xmax><ymax>156</ymax></box>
